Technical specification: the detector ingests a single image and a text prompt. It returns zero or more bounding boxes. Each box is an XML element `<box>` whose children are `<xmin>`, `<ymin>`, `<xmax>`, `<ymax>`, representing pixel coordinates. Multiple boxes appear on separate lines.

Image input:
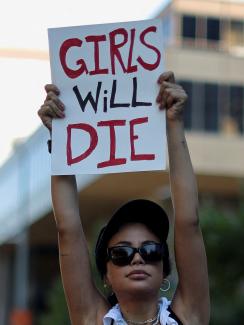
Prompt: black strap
<box><xmin>110</xmin><ymin>320</ymin><xmax>114</xmax><ymax>325</ymax></box>
<box><xmin>168</xmin><ymin>306</ymin><xmax>183</xmax><ymax>325</ymax></box>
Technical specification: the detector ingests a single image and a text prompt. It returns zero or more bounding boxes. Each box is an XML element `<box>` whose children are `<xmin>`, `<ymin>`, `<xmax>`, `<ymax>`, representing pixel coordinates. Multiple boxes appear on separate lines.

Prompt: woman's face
<box><xmin>105</xmin><ymin>223</ymin><xmax>164</xmax><ymax>299</ymax></box>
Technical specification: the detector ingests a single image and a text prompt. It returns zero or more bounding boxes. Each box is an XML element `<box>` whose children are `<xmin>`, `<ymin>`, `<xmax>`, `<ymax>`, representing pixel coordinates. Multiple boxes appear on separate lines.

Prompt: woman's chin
<box><xmin>116</xmin><ymin>282</ymin><xmax>159</xmax><ymax>299</ymax></box>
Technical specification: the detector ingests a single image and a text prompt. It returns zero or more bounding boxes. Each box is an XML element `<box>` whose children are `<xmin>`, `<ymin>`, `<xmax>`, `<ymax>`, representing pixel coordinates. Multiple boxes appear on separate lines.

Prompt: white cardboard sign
<box><xmin>48</xmin><ymin>18</ymin><xmax>166</xmax><ymax>175</ymax></box>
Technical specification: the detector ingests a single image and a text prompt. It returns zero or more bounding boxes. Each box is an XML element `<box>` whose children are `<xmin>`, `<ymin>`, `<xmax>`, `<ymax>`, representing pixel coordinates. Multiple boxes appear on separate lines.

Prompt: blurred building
<box><xmin>159</xmin><ymin>0</ymin><xmax>244</xmax><ymax>189</ymax></box>
<box><xmin>0</xmin><ymin>0</ymin><xmax>244</xmax><ymax>324</ymax></box>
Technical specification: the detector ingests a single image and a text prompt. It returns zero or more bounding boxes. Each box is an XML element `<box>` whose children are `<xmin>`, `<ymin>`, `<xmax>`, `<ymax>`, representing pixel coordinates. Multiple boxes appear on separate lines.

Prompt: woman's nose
<box><xmin>131</xmin><ymin>252</ymin><xmax>145</xmax><ymax>265</ymax></box>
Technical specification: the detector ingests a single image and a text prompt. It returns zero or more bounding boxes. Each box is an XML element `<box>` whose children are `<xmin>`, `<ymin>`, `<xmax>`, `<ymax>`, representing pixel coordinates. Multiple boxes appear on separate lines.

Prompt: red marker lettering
<box><xmin>67</xmin><ymin>123</ymin><xmax>98</xmax><ymax>165</ymax></box>
<box><xmin>137</xmin><ymin>26</ymin><xmax>161</xmax><ymax>71</ymax></box>
<box><xmin>127</xmin><ymin>28</ymin><xmax>137</xmax><ymax>73</ymax></box>
<box><xmin>59</xmin><ymin>38</ymin><xmax>88</xmax><ymax>78</ymax></box>
<box><xmin>97</xmin><ymin>120</ymin><xmax>127</xmax><ymax>168</ymax></box>
<box><xmin>109</xmin><ymin>28</ymin><xmax>128</xmax><ymax>74</ymax></box>
<box><xmin>86</xmin><ymin>34</ymin><xmax>109</xmax><ymax>75</ymax></box>
<box><xmin>130</xmin><ymin>117</ymin><xmax>155</xmax><ymax>161</ymax></box>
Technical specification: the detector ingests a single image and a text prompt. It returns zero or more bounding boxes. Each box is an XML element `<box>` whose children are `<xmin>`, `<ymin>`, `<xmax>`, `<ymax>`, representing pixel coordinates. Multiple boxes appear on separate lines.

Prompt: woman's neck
<box><xmin>118</xmin><ymin>294</ymin><xmax>159</xmax><ymax>325</ymax></box>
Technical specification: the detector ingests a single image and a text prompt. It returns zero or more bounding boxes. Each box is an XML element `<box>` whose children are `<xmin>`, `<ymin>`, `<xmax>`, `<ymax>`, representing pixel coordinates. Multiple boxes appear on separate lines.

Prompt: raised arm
<box><xmin>38</xmin><ymin>85</ymin><xmax>108</xmax><ymax>325</ymax></box>
<box><xmin>157</xmin><ymin>72</ymin><xmax>210</xmax><ymax>324</ymax></box>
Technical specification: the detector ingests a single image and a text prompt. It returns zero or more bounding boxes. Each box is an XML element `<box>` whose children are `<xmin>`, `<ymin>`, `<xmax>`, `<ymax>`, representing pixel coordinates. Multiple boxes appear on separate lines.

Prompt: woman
<box><xmin>38</xmin><ymin>71</ymin><xmax>210</xmax><ymax>325</ymax></box>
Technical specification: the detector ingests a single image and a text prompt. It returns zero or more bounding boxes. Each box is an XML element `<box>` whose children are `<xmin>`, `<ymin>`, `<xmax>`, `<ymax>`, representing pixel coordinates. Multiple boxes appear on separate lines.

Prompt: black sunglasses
<box><xmin>107</xmin><ymin>243</ymin><xmax>163</xmax><ymax>266</ymax></box>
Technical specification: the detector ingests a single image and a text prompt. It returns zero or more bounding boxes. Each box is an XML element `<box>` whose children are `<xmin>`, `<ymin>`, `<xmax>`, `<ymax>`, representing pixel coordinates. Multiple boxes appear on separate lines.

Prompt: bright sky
<box><xmin>0</xmin><ymin>0</ymin><xmax>168</xmax><ymax>167</ymax></box>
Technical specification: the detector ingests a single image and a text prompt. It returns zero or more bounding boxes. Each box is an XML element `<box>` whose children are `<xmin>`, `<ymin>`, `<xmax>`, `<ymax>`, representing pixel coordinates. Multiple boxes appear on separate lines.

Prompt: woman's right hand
<box><xmin>38</xmin><ymin>84</ymin><xmax>65</xmax><ymax>132</ymax></box>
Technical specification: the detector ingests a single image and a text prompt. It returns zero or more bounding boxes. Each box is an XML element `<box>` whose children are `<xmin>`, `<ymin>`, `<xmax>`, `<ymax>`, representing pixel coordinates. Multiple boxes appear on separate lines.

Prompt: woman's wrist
<box><xmin>166</xmin><ymin>117</ymin><xmax>184</xmax><ymax>131</ymax></box>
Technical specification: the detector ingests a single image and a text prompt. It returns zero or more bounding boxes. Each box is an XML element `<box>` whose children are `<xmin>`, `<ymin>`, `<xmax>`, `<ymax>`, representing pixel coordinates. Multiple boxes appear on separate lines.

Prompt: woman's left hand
<box><xmin>157</xmin><ymin>71</ymin><xmax>188</xmax><ymax>122</ymax></box>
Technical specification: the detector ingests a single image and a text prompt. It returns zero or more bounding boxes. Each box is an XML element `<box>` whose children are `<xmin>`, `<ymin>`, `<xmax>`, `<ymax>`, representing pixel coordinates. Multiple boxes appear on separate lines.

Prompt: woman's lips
<box><xmin>126</xmin><ymin>270</ymin><xmax>150</xmax><ymax>279</ymax></box>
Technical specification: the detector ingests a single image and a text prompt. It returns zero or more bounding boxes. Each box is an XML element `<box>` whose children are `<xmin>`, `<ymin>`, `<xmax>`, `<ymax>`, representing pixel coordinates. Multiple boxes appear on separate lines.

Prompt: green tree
<box><xmin>38</xmin><ymin>276</ymin><xmax>70</xmax><ymax>325</ymax></box>
<box><xmin>200</xmin><ymin>202</ymin><xmax>244</xmax><ymax>324</ymax></box>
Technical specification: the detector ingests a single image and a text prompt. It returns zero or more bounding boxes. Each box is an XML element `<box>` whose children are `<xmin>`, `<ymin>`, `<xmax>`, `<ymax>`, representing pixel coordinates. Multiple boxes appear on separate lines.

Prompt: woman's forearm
<box><xmin>167</xmin><ymin>119</ymin><xmax>199</xmax><ymax>225</ymax></box>
<box><xmin>51</xmin><ymin>175</ymin><xmax>82</xmax><ymax>232</ymax></box>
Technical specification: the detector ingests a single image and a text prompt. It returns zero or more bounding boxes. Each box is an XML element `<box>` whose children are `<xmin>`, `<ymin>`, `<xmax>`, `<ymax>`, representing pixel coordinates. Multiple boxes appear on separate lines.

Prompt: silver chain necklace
<box><xmin>123</xmin><ymin>309</ymin><xmax>160</xmax><ymax>325</ymax></box>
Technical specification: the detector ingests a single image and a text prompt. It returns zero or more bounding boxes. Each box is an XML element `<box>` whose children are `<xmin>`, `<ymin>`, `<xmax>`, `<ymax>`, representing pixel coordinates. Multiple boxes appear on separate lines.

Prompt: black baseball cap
<box><xmin>95</xmin><ymin>199</ymin><xmax>169</xmax><ymax>277</ymax></box>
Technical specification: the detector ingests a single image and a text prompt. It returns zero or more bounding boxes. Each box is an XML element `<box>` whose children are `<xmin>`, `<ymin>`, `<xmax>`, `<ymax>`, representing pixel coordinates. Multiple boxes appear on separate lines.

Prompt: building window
<box><xmin>207</xmin><ymin>18</ymin><xmax>220</xmax><ymax>41</ymax></box>
<box><xmin>182</xmin><ymin>15</ymin><xmax>196</xmax><ymax>38</ymax></box>
<box><xmin>229</xmin><ymin>21</ymin><xmax>244</xmax><ymax>47</ymax></box>
<box><xmin>178</xmin><ymin>80</ymin><xmax>244</xmax><ymax>134</ymax></box>
<box><xmin>181</xmin><ymin>14</ymin><xmax>244</xmax><ymax>52</ymax></box>
<box><xmin>180</xmin><ymin>81</ymin><xmax>192</xmax><ymax>129</ymax></box>
<box><xmin>204</xmin><ymin>84</ymin><xmax>218</xmax><ymax>131</ymax></box>
<box><xmin>192</xmin><ymin>82</ymin><xmax>205</xmax><ymax>131</ymax></box>
<box><xmin>218</xmin><ymin>85</ymin><xmax>230</xmax><ymax>131</ymax></box>
<box><xmin>230</xmin><ymin>86</ymin><xmax>243</xmax><ymax>133</ymax></box>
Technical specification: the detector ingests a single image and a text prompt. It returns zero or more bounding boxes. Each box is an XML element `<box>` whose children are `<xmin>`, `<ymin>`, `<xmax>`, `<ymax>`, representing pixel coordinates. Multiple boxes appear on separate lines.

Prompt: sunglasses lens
<box><xmin>141</xmin><ymin>244</ymin><xmax>163</xmax><ymax>262</ymax></box>
<box><xmin>108</xmin><ymin>246</ymin><xmax>133</xmax><ymax>266</ymax></box>
<box><xmin>108</xmin><ymin>243</ymin><xmax>163</xmax><ymax>266</ymax></box>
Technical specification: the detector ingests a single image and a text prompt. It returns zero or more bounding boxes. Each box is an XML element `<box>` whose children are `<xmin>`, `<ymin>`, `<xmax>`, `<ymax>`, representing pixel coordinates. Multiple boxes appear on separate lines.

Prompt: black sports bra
<box><xmin>168</xmin><ymin>306</ymin><xmax>183</xmax><ymax>324</ymax></box>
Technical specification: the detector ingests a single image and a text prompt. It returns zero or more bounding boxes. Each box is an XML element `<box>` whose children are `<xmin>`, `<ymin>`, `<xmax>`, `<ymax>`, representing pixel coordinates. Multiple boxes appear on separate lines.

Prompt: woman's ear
<box><xmin>103</xmin><ymin>274</ymin><xmax>111</xmax><ymax>287</ymax></box>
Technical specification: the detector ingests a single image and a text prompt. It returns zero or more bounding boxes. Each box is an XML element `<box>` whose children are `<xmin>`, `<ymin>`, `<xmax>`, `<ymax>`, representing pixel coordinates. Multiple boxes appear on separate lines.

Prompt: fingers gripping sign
<box><xmin>38</xmin><ymin>85</ymin><xmax>65</xmax><ymax>132</ymax></box>
<box><xmin>157</xmin><ymin>71</ymin><xmax>188</xmax><ymax>121</ymax></box>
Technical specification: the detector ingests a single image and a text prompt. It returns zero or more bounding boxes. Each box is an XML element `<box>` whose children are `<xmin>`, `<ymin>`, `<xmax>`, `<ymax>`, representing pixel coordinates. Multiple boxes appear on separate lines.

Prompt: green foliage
<box><xmin>38</xmin><ymin>277</ymin><xmax>70</xmax><ymax>325</ymax></box>
<box><xmin>200</xmin><ymin>202</ymin><xmax>244</xmax><ymax>324</ymax></box>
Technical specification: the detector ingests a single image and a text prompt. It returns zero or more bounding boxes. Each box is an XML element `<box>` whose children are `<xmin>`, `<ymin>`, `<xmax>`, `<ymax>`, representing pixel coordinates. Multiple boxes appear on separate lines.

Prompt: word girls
<box><xmin>59</xmin><ymin>26</ymin><xmax>161</xmax><ymax>77</ymax></box>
